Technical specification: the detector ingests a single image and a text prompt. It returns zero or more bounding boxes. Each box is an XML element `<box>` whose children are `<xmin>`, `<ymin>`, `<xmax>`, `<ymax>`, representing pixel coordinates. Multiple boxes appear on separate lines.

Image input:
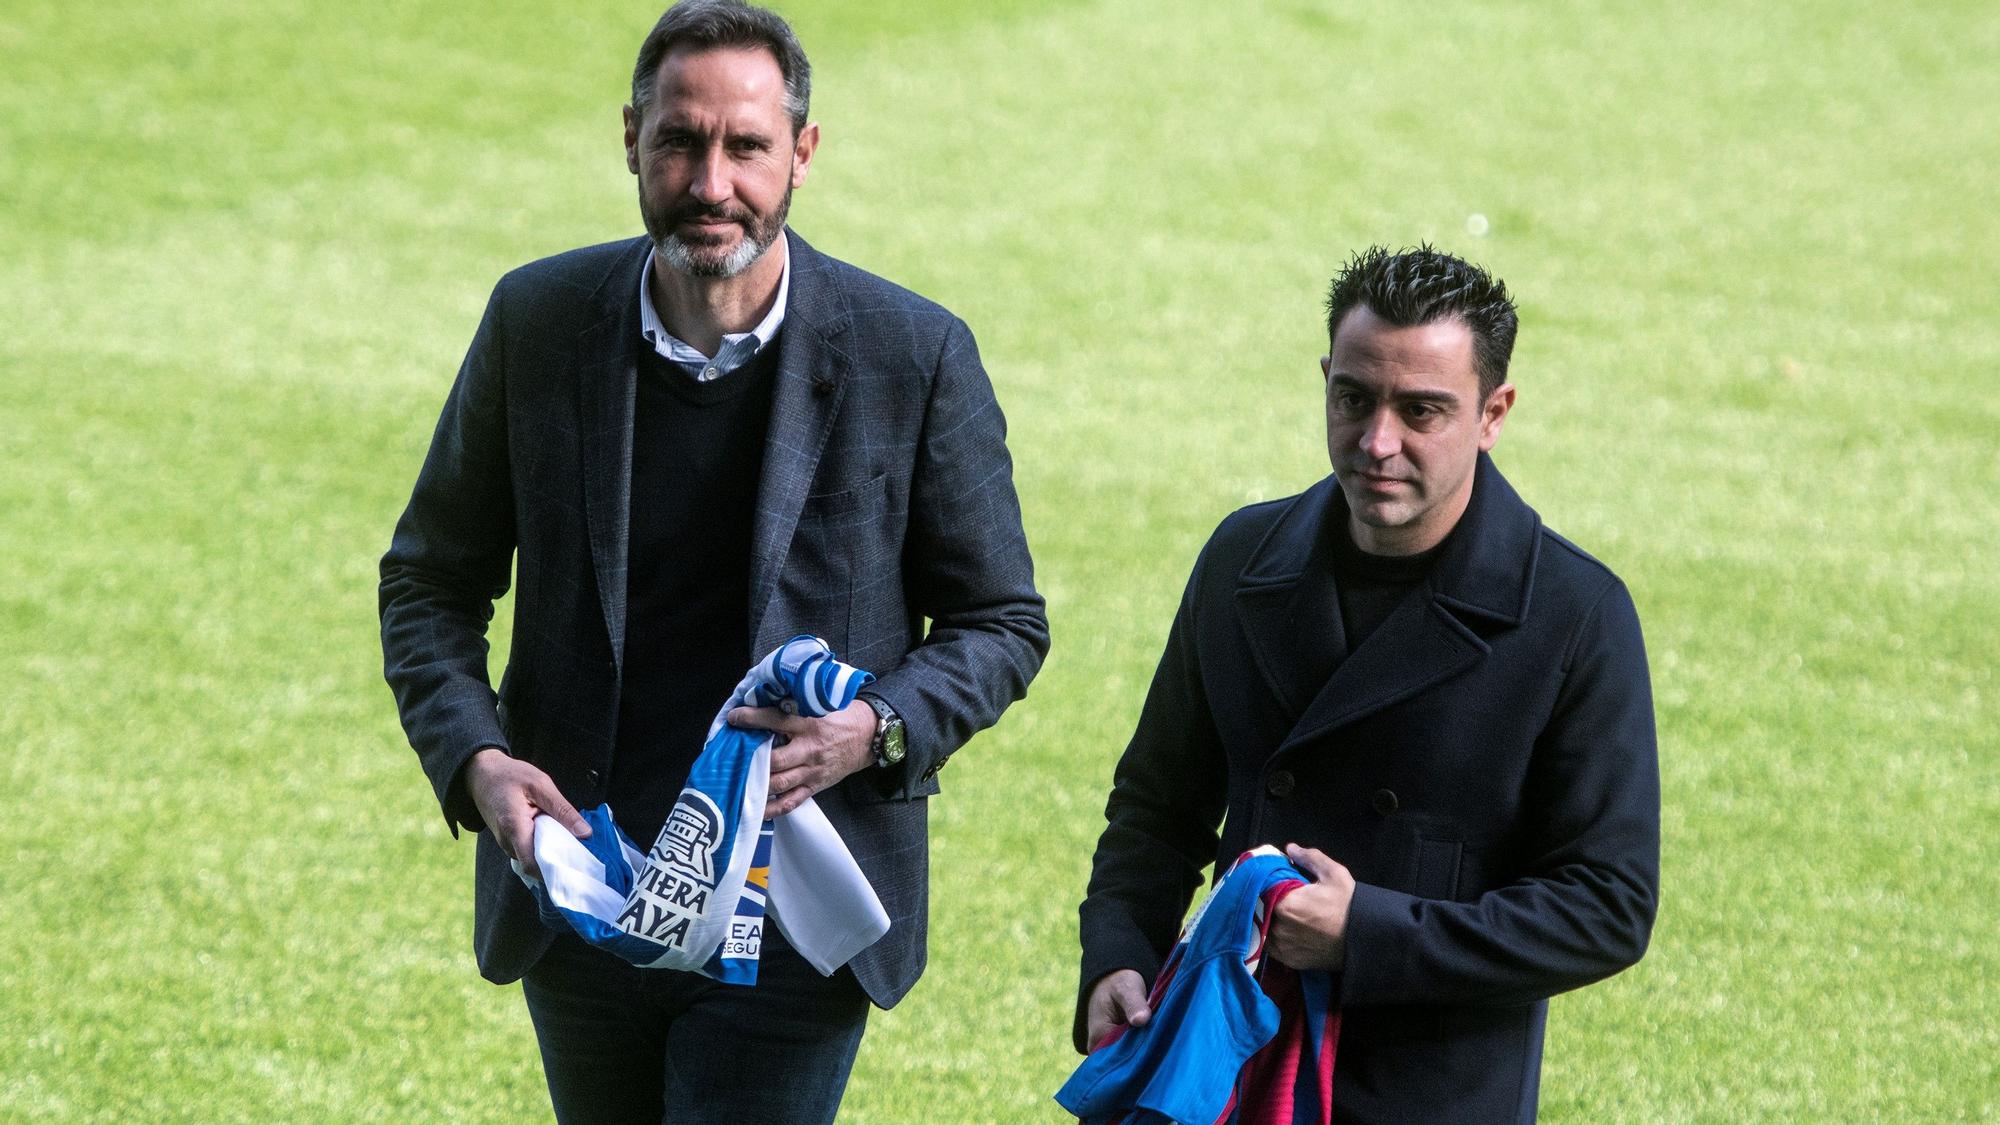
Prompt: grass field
<box><xmin>4</xmin><ymin>0</ymin><xmax>1996</xmax><ymax>1120</ymax></box>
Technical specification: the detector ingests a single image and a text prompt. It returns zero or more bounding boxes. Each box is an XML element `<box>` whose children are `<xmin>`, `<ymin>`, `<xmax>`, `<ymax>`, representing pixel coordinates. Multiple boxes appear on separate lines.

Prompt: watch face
<box><xmin>880</xmin><ymin>722</ymin><xmax>907</xmax><ymax>765</ymax></box>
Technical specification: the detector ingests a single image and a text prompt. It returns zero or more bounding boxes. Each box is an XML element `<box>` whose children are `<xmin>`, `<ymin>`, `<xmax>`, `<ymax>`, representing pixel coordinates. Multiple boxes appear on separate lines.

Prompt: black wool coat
<box><xmin>1078</xmin><ymin>454</ymin><xmax>1658</xmax><ymax>1123</ymax></box>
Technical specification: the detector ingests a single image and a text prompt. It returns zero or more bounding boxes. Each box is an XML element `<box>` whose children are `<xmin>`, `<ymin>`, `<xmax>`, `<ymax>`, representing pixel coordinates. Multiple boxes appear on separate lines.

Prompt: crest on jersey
<box><xmin>656</xmin><ymin>789</ymin><xmax>723</xmax><ymax>886</ymax></box>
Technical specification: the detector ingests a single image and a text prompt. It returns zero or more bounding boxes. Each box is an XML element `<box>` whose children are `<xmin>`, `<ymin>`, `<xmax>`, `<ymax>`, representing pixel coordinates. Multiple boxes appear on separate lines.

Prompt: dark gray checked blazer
<box><xmin>380</xmin><ymin>231</ymin><xmax>1049</xmax><ymax>1007</ymax></box>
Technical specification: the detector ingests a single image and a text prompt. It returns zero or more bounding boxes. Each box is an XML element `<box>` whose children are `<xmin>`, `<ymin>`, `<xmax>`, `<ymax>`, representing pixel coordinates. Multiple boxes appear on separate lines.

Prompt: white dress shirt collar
<box><xmin>638</xmin><ymin>232</ymin><xmax>790</xmax><ymax>380</ymax></box>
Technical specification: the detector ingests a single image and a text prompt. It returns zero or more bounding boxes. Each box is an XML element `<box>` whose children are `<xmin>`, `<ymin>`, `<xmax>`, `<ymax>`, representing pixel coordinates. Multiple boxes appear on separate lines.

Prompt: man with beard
<box><xmin>1073</xmin><ymin>247</ymin><xmax>1658</xmax><ymax>1121</ymax></box>
<box><xmin>379</xmin><ymin>2</ymin><xmax>1048</xmax><ymax>1121</ymax></box>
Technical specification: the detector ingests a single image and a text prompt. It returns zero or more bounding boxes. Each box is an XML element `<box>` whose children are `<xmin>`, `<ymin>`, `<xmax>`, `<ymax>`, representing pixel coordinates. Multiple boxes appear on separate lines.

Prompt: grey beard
<box><xmin>657</xmin><ymin>229</ymin><xmax>769</xmax><ymax>279</ymax></box>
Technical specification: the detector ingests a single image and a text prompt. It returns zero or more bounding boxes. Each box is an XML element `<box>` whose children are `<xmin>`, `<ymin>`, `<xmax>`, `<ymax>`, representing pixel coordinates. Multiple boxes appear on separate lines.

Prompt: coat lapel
<box><xmin>748</xmin><ymin>233</ymin><xmax>853</xmax><ymax>648</ymax></box>
<box><xmin>1235</xmin><ymin>478</ymin><xmax>1350</xmax><ymax>720</ymax></box>
<box><xmin>1278</xmin><ymin>593</ymin><xmax>1487</xmax><ymax>754</ymax></box>
<box><xmin>576</xmin><ymin>239</ymin><xmax>650</xmax><ymax>669</ymax></box>
<box><xmin>1240</xmin><ymin>455</ymin><xmax>1542</xmax><ymax>756</ymax></box>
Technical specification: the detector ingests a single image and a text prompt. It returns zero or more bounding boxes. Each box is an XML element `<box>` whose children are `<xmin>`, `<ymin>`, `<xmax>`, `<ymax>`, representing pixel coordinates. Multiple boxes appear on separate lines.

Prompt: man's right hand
<box><xmin>1084</xmin><ymin>969</ymin><xmax>1152</xmax><ymax>1051</ymax></box>
<box><xmin>463</xmin><ymin>748</ymin><xmax>591</xmax><ymax>881</ymax></box>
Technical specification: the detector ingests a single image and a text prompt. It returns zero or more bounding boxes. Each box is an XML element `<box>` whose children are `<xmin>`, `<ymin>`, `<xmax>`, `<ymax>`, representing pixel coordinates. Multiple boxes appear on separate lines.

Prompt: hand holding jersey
<box><xmin>1084</xmin><ymin>841</ymin><xmax>1352</xmax><ymax>1050</ymax></box>
<box><xmin>1084</xmin><ymin>969</ymin><xmax>1152</xmax><ymax>1052</ymax></box>
<box><xmin>513</xmin><ymin>637</ymin><xmax>891</xmax><ymax>982</ymax></box>
<box><xmin>726</xmin><ymin>698</ymin><xmax>878</xmax><ymax>820</ymax></box>
<box><xmin>1266</xmin><ymin>844</ymin><xmax>1356</xmax><ymax>972</ymax></box>
<box><xmin>464</xmin><ymin>749</ymin><xmax>592</xmax><ymax>883</ymax></box>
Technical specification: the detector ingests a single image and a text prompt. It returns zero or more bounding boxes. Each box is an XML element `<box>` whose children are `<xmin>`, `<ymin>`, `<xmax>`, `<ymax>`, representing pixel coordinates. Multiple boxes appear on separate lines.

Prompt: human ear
<box><xmin>1478</xmin><ymin>384</ymin><xmax>1516</xmax><ymax>450</ymax></box>
<box><xmin>790</xmin><ymin>122</ymin><xmax>820</xmax><ymax>188</ymax></box>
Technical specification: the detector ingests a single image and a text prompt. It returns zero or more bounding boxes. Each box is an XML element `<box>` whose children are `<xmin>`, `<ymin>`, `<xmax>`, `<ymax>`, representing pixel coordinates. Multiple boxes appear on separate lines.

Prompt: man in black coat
<box><xmin>1076</xmin><ymin>246</ymin><xmax>1657</xmax><ymax>1122</ymax></box>
<box><xmin>379</xmin><ymin>3</ymin><xmax>1046</xmax><ymax>1121</ymax></box>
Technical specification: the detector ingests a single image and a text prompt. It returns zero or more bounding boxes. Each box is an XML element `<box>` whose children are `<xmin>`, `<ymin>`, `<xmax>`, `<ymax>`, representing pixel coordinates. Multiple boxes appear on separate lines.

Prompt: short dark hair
<box><xmin>631</xmin><ymin>0</ymin><xmax>812</xmax><ymax>134</ymax></box>
<box><xmin>1325</xmin><ymin>245</ymin><xmax>1519</xmax><ymax>397</ymax></box>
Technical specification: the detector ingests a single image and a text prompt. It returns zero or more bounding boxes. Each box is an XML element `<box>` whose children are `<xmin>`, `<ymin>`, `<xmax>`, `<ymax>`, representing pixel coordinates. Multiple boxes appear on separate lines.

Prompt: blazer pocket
<box><xmin>800</xmin><ymin>472</ymin><xmax>888</xmax><ymax>524</ymax></box>
<box><xmin>778</xmin><ymin>472</ymin><xmax>904</xmax><ymax>663</ymax></box>
<box><xmin>792</xmin><ymin>472</ymin><xmax>898</xmax><ymax>618</ymax></box>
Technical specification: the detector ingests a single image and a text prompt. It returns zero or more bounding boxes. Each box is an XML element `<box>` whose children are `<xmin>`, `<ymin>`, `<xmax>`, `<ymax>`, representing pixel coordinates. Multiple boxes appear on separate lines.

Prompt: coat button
<box><xmin>1371</xmin><ymin>788</ymin><xmax>1399</xmax><ymax>816</ymax></box>
<box><xmin>587</xmin><ymin>769</ymin><xmax>602</xmax><ymax>786</ymax></box>
<box><xmin>1266</xmin><ymin>771</ymin><xmax>1296</xmax><ymax>798</ymax></box>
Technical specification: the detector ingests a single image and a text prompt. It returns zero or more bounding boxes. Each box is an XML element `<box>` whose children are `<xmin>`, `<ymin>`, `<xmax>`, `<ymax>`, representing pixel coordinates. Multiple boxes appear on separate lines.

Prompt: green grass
<box><xmin>4</xmin><ymin>0</ymin><xmax>1996</xmax><ymax>1120</ymax></box>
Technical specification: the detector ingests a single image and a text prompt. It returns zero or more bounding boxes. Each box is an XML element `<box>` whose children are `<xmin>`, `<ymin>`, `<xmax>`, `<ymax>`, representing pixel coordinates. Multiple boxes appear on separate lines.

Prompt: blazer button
<box><xmin>587</xmin><ymin>769</ymin><xmax>602</xmax><ymax>786</ymax></box>
<box><xmin>1371</xmin><ymin>788</ymin><xmax>1399</xmax><ymax>816</ymax></box>
<box><xmin>1266</xmin><ymin>771</ymin><xmax>1296</xmax><ymax>799</ymax></box>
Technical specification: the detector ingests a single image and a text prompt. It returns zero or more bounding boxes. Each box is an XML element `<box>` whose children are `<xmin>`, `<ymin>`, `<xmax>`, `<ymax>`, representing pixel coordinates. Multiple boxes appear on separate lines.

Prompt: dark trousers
<box><xmin>521</xmin><ymin>927</ymin><xmax>871</xmax><ymax>1125</ymax></box>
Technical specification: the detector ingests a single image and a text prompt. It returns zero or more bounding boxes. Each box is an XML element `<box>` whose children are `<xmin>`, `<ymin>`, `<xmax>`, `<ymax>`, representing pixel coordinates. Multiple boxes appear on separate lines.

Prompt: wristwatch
<box><xmin>860</xmin><ymin>693</ymin><xmax>906</xmax><ymax>768</ymax></box>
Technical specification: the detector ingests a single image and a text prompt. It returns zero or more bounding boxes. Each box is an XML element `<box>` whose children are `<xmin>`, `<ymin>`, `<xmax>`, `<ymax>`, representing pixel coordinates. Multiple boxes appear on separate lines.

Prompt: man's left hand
<box><xmin>727</xmin><ymin>699</ymin><xmax>879</xmax><ymax>820</ymax></box>
<box><xmin>1267</xmin><ymin>843</ymin><xmax>1357</xmax><ymax>971</ymax></box>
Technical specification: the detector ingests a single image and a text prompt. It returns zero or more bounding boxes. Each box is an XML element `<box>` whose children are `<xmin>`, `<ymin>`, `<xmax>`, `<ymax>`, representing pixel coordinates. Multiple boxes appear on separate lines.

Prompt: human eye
<box><xmin>1332</xmin><ymin>389</ymin><xmax>1370</xmax><ymax>416</ymax></box>
<box><xmin>1402</xmin><ymin>402</ymin><xmax>1449</xmax><ymax>428</ymax></box>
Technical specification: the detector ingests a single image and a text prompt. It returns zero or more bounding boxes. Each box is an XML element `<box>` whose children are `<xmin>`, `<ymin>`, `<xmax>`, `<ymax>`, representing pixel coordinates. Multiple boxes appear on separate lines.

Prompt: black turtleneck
<box><xmin>1328</xmin><ymin>518</ymin><xmax>1452</xmax><ymax>654</ymax></box>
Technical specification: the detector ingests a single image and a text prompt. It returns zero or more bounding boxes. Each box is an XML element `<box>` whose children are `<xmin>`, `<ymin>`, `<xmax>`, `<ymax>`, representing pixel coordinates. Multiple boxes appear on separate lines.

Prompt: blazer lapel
<box><xmin>576</xmin><ymin>240</ymin><xmax>650</xmax><ymax>669</ymax></box>
<box><xmin>748</xmin><ymin>233</ymin><xmax>852</xmax><ymax>648</ymax></box>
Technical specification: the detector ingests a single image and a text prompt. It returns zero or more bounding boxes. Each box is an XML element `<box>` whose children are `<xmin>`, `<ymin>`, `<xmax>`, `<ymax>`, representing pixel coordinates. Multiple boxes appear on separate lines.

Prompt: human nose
<box><xmin>690</xmin><ymin>148</ymin><xmax>731</xmax><ymax>204</ymax></box>
<box><xmin>1358</xmin><ymin>410</ymin><xmax>1402</xmax><ymax>460</ymax></box>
